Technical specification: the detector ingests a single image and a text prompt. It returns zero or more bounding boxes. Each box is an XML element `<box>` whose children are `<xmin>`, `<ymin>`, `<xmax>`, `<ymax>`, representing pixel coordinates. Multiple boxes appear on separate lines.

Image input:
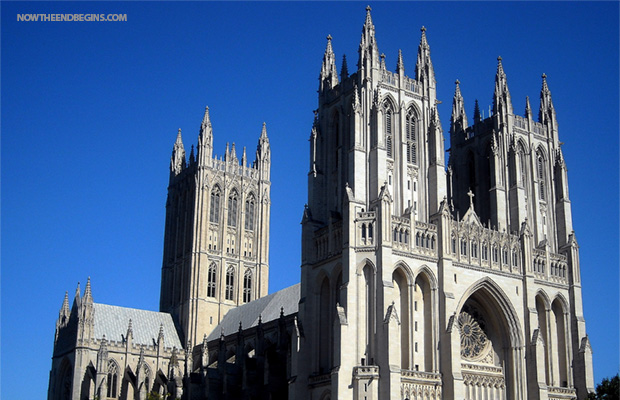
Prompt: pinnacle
<box><xmin>202</xmin><ymin>106</ymin><xmax>211</xmax><ymax>126</ymax></box>
<box><xmin>397</xmin><ymin>49</ymin><xmax>404</xmax><ymax>71</ymax></box>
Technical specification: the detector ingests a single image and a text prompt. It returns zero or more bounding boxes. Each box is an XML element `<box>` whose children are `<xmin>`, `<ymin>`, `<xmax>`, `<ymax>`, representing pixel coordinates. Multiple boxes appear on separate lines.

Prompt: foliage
<box><xmin>587</xmin><ymin>373</ymin><xmax>619</xmax><ymax>400</ymax></box>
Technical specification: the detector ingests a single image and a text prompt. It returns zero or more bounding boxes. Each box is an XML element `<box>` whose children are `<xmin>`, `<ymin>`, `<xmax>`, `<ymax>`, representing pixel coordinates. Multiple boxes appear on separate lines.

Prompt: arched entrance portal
<box><xmin>457</xmin><ymin>280</ymin><xmax>524</xmax><ymax>400</ymax></box>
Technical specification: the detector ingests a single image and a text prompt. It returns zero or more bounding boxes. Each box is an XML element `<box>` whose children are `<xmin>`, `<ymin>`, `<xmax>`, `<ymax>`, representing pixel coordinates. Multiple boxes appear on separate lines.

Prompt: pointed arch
<box><xmin>207</xmin><ymin>262</ymin><xmax>217</xmax><ymax>298</ymax></box>
<box><xmin>551</xmin><ymin>295</ymin><xmax>570</xmax><ymax>387</ymax></box>
<box><xmin>457</xmin><ymin>278</ymin><xmax>524</xmax><ymax>399</ymax></box>
<box><xmin>244</xmin><ymin>192</ymin><xmax>256</xmax><ymax>230</ymax></box>
<box><xmin>225</xmin><ymin>265</ymin><xmax>235</xmax><ymax>301</ymax></box>
<box><xmin>406</xmin><ymin>107</ymin><xmax>418</xmax><ymax>164</ymax></box>
<box><xmin>227</xmin><ymin>188</ymin><xmax>239</xmax><ymax>226</ymax></box>
<box><xmin>393</xmin><ymin>266</ymin><xmax>411</xmax><ymax>369</ymax></box>
<box><xmin>106</xmin><ymin>359</ymin><xmax>120</xmax><ymax>398</ymax></box>
<box><xmin>382</xmin><ymin>96</ymin><xmax>397</xmax><ymax>159</ymax></box>
<box><xmin>209</xmin><ymin>185</ymin><xmax>222</xmax><ymax>223</ymax></box>
<box><xmin>412</xmin><ymin>268</ymin><xmax>434</xmax><ymax>372</ymax></box>
<box><xmin>535</xmin><ymin>291</ymin><xmax>551</xmax><ymax>385</ymax></box>
<box><xmin>243</xmin><ymin>268</ymin><xmax>253</xmax><ymax>303</ymax></box>
<box><xmin>358</xmin><ymin>259</ymin><xmax>376</xmax><ymax>366</ymax></box>
<box><xmin>54</xmin><ymin>357</ymin><xmax>73</xmax><ymax>400</ymax></box>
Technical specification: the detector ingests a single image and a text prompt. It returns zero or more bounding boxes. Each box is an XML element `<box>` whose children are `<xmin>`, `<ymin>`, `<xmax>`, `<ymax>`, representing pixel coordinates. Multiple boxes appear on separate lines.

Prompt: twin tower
<box><xmin>158</xmin><ymin>6</ymin><xmax>593</xmax><ymax>399</ymax></box>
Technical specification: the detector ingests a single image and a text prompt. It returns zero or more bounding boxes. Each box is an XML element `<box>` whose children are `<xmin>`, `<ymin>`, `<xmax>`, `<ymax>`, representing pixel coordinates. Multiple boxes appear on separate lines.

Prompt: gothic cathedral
<box><xmin>48</xmin><ymin>7</ymin><xmax>594</xmax><ymax>400</ymax></box>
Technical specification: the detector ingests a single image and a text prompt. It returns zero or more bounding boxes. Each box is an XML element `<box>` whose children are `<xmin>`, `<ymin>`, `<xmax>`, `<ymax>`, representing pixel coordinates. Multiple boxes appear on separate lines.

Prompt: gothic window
<box><xmin>471</xmin><ymin>242</ymin><xmax>478</xmax><ymax>258</ymax></box>
<box><xmin>385</xmin><ymin>108</ymin><xmax>393</xmax><ymax>158</ymax></box>
<box><xmin>368</xmin><ymin>223</ymin><xmax>373</xmax><ymax>240</ymax></box>
<box><xmin>225</xmin><ymin>266</ymin><xmax>235</xmax><ymax>301</ymax></box>
<box><xmin>107</xmin><ymin>360</ymin><xmax>119</xmax><ymax>398</ymax></box>
<box><xmin>451</xmin><ymin>237</ymin><xmax>457</xmax><ymax>254</ymax></box>
<box><xmin>406</xmin><ymin>110</ymin><xmax>417</xmax><ymax>164</ymax></box>
<box><xmin>245</xmin><ymin>195</ymin><xmax>256</xmax><ymax>230</ymax></box>
<box><xmin>537</xmin><ymin>153</ymin><xmax>546</xmax><ymax>201</ymax></box>
<box><xmin>243</xmin><ymin>269</ymin><xmax>252</xmax><ymax>303</ymax></box>
<box><xmin>460</xmin><ymin>239</ymin><xmax>467</xmax><ymax>255</ymax></box>
<box><xmin>209</xmin><ymin>187</ymin><xmax>221</xmax><ymax>223</ymax></box>
<box><xmin>207</xmin><ymin>263</ymin><xmax>217</xmax><ymax>298</ymax></box>
<box><xmin>482</xmin><ymin>243</ymin><xmax>488</xmax><ymax>261</ymax></box>
<box><xmin>502</xmin><ymin>249</ymin><xmax>508</xmax><ymax>265</ymax></box>
<box><xmin>492</xmin><ymin>246</ymin><xmax>498</xmax><ymax>263</ymax></box>
<box><xmin>228</xmin><ymin>191</ymin><xmax>238</xmax><ymax>226</ymax></box>
<box><xmin>361</xmin><ymin>224</ymin><xmax>367</xmax><ymax>241</ymax></box>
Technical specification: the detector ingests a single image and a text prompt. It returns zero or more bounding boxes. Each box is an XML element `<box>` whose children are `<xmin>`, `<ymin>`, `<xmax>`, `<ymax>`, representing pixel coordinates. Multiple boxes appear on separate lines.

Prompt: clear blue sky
<box><xmin>1</xmin><ymin>2</ymin><xmax>618</xmax><ymax>398</ymax></box>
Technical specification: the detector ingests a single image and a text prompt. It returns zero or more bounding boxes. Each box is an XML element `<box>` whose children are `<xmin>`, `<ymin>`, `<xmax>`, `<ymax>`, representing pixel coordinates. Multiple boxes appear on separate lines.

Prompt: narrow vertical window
<box><xmin>107</xmin><ymin>361</ymin><xmax>118</xmax><ymax>398</ymax></box>
<box><xmin>225</xmin><ymin>266</ymin><xmax>235</xmax><ymax>300</ymax></box>
<box><xmin>245</xmin><ymin>195</ymin><xmax>255</xmax><ymax>230</ymax></box>
<box><xmin>207</xmin><ymin>263</ymin><xmax>217</xmax><ymax>297</ymax></box>
<box><xmin>385</xmin><ymin>108</ymin><xmax>393</xmax><ymax>158</ymax></box>
<box><xmin>406</xmin><ymin>110</ymin><xmax>417</xmax><ymax>164</ymax></box>
<box><xmin>537</xmin><ymin>153</ymin><xmax>545</xmax><ymax>200</ymax></box>
<box><xmin>243</xmin><ymin>269</ymin><xmax>252</xmax><ymax>303</ymax></box>
<box><xmin>228</xmin><ymin>190</ymin><xmax>238</xmax><ymax>226</ymax></box>
<box><xmin>210</xmin><ymin>188</ymin><xmax>221</xmax><ymax>223</ymax></box>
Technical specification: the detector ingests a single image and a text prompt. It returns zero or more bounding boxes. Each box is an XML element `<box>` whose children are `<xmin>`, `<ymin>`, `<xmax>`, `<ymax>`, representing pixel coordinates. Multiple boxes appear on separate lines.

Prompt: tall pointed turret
<box><xmin>198</xmin><ymin>106</ymin><xmax>213</xmax><ymax>165</ymax></box>
<box><xmin>341</xmin><ymin>54</ymin><xmax>349</xmax><ymax>80</ymax></box>
<box><xmin>415</xmin><ymin>26</ymin><xmax>436</xmax><ymax>95</ymax></box>
<box><xmin>170</xmin><ymin>129</ymin><xmax>186</xmax><ymax>176</ymax></box>
<box><xmin>320</xmin><ymin>35</ymin><xmax>339</xmax><ymax>92</ymax></box>
<box><xmin>357</xmin><ymin>5</ymin><xmax>379</xmax><ymax>79</ymax></box>
<box><xmin>539</xmin><ymin>73</ymin><xmax>557</xmax><ymax>132</ymax></box>
<box><xmin>492</xmin><ymin>56</ymin><xmax>513</xmax><ymax>116</ymax></box>
<box><xmin>396</xmin><ymin>49</ymin><xmax>404</xmax><ymax>74</ymax></box>
<box><xmin>450</xmin><ymin>80</ymin><xmax>468</xmax><ymax>137</ymax></box>
<box><xmin>473</xmin><ymin>99</ymin><xmax>481</xmax><ymax>124</ymax></box>
<box><xmin>256</xmin><ymin>122</ymin><xmax>271</xmax><ymax>178</ymax></box>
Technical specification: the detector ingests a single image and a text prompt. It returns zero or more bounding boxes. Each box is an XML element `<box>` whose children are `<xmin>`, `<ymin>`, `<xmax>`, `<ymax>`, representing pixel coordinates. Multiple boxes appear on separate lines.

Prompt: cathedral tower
<box><xmin>297</xmin><ymin>7</ymin><xmax>446</xmax><ymax>398</ymax></box>
<box><xmin>295</xmin><ymin>7</ymin><xmax>593</xmax><ymax>400</ymax></box>
<box><xmin>160</xmin><ymin>107</ymin><xmax>271</xmax><ymax>346</ymax></box>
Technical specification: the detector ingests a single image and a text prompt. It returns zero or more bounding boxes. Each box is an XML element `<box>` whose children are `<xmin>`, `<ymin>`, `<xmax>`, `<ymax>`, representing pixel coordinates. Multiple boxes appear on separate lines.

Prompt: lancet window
<box><xmin>207</xmin><ymin>263</ymin><xmax>217</xmax><ymax>298</ymax></box>
<box><xmin>106</xmin><ymin>361</ymin><xmax>119</xmax><ymax>398</ymax></box>
<box><xmin>406</xmin><ymin>109</ymin><xmax>417</xmax><ymax>164</ymax></box>
<box><xmin>243</xmin><ymin>269</ymin><xmax>252</xmax><ymax>303</ymax></box>
<box><xmin>245</xmin><ymin>195</ymin><xmax>256</xmax><ymax>231</ymax></box>
<box><xmin>385</xmin><ymin>108</ymin><xmax>393</xmax><ymax>158</ymax></box>
<box><xmin>537</xmin><ymin>152</ymin><xmax>546</xmax><ymax>201</ymax></box>
<box><xmin>209</xmin><ymin>187</ymin><xmax>221</xmax><ymax>223</ymax></box>
<box><xmin>228</xmin><ymin>190</ymin><xmax>238</xmax><ymax>227</ymax></box>
<box><xmin>225</xmin><ymin>266</ymin><xmax>235</xmax><ymax>301</ymax></box>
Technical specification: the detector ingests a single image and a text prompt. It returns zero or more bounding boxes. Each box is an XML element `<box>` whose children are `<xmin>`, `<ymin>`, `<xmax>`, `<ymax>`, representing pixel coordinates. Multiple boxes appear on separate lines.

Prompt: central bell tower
<box><xmin>160</xmin><ymin>107</ymin><xmax>271</xmax><ymax>346</ymax></box>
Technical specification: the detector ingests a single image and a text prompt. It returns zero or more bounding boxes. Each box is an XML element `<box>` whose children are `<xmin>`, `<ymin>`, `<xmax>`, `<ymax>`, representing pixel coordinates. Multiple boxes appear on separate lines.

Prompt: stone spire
<box><xmin>539</xmin><ymin>73</ymin><xmax>556</xmax><ymax>128</ymax></box>
<box><xmin>357</xmin><ymin>5</ymin><xmax>379</xmax><ymax>76</ymax></box>
<box><xmin>170</xmin><ymin>129</ymin><xmax>186</xmax><ymax>176</ymax></box>
<box><xmin>83</xmin><ymin>276</ymin><xmax>92</xmax><ymax>304</ymax></box>
<box><xmin>340</xmin><ymin>54</ymin><xmax>349</xmax><ymax>80</ymax></box>
<box><xmin>60</xmin><ymin>291</ymin><xmax>70</xmax><ymax>319</ymax></box>
<box><xmin>198</xmin><ymin>106</ymin><xmax>213</xmax><ymax>165</ymax></box>
<box><xmin>451</xmin><ymin>79</ymin><xmax>468</xmax><ymax>135</ymax></box>
<box><xmin>320</xmin><ymin>35</ymin><xmax>339</xmax><ymax>92</ymax></box>
<box><xmin>525</xmin><ymin>95</ymin><xmax>532</xmax><ymax>119</ymax></box>
<box><xmin>396</xmin><ymin>49</ymin><xmax>404</xmax><ymax>74</ymax></box>
<box><xmin>415</xmin><ymin>26</ymin><xmax>434</xmax><ymax>83</ymax></box>
<box><xmin>256</xmin><ymin>123</ymin><xmax>271</xmax><ymax>179</ymax></box>
<box><xmin>73</xmin><ymin>282</ymin><xmax>81</xmax><ymax>310</ymax></box>
<box><xmin>473</xmin><ymin>99</ymin><xmax>481</xmax><ymax>124</ymax></box>
<box><xmin>493</xmin><ymin>56</ymin><xmax>513</xmax><ymax>116</ymax></box>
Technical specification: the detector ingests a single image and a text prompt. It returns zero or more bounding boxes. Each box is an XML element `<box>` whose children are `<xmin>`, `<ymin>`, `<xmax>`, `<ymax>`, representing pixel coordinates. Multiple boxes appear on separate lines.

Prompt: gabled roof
<box><xmin>207</xmin><ymin>283</ymin><xmax>300</xmax><ymax>342</ymax></box>
<box><xmin>93</xmin><ymin>303</ymin><xmax>182</xmax><ymax>349</ymax></box>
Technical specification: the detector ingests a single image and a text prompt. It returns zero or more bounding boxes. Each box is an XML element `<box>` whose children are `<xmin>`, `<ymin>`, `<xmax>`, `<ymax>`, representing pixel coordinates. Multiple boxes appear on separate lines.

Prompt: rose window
<box><xmin>458</xmin><ymin>311</ymin><xmax>489</xmax><ymax>360</ymax></box>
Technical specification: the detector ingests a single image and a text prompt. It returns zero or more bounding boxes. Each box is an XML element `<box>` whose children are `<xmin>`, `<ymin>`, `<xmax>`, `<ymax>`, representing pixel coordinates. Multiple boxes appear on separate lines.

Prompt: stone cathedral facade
<box><xmin>48</xmin><ymin>7</ymin><xmax>594</xmax><ymax>400</ymax></box>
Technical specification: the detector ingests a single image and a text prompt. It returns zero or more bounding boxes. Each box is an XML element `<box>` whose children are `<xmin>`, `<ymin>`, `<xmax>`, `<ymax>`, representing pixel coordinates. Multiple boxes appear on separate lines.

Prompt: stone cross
<box><xmin>467</xmin><ymin>189</ymin><xmax>475</xmax><ymax>208</ymax></box>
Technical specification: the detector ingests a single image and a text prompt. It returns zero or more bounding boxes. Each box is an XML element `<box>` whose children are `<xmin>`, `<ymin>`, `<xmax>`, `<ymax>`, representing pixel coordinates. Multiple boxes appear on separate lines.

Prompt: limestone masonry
<box><xmin>48</xmin><ymin>7</ymin><xmax>594</xmax><ymax>400</ymax></box>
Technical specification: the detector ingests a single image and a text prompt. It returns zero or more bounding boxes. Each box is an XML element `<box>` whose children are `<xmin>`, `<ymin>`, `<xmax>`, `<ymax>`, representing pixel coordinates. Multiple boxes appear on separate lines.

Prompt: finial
<box><xmin>366</xmin><ymin>5</ymin><xmax>371</xmax><ymax>12</ymax></box>
<box><xmin>497</xmin><ymin>56</ymin><xmax>502</xmax><ymax>61</ymax></box>
<box><xmin>455</xmin><ymin>79</ymin><xmax>460</xmax><ymax>85</ymax></box>
<box><xmin>542</xmin><ymin>73</ymin><xmax>547</xmax><ymax>79</ymax></box>
<box><xmin>280</xmin><ymin>307</ymin><xmax>285</xmax><ymax>317</ymax></box>
<box><xmin>397</xmin><ymin>49</ymin><xmax>404</xmax><ymax>71</ymax></box>
<box><xmin>238</xmin><ymin>321</ymin><xmax>243</xmax><ymax>331</ymax></box>
<box><xmin>467</xmin><ymin>188</ymin><xmax>475</xmax><ymax>208</ymax></box>
<box><xmin>421</xmin><ymin>26</ymin><xmax>426</xmax><ymax>32</ymax></box>
<box><xmin>327</xmin><ymin>34</ymin><xmax>332</xmax><ymax>41</ymax></box>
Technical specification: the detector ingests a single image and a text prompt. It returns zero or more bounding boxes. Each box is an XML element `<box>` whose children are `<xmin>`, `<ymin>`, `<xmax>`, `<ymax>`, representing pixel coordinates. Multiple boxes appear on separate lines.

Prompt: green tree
<box><xmin>588</xmin><ymin>373</ymin><xmax>619</xmax><ymax>400</ymax></box>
